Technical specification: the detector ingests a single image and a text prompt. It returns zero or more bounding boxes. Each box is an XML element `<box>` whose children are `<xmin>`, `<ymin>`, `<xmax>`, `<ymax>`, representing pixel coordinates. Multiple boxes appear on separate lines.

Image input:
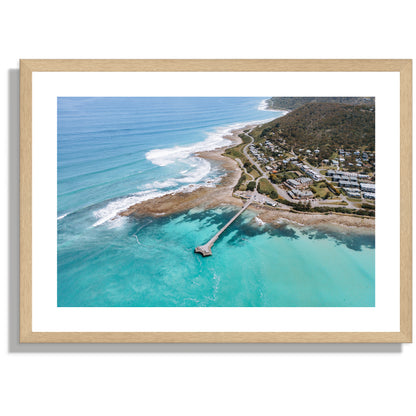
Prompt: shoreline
<box><xmin>258</xmin><ymin>99</ymin><xmax>290</xmax><ymax>115</ymax></box>
<box><xmin>120</xmin><ymin>125</ymin><xmax>249</xmax><ymax>218</ymax></box>
<box><xmin>253</xmin><ymin>205</ymin><xmax>375</xmax><ymax>232</ymax></box>
<box><xmin>120</xmin><ymin>121</ymin><xmax>375</xmax><ymax>232</ymax></box>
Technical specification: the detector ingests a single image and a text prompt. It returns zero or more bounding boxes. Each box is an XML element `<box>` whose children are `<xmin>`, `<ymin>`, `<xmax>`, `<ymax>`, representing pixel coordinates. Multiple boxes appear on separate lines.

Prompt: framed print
<box><xmin>20</xmin><ymin>59</ymin><xmax>412</xmax><ymax>343</ymax></box>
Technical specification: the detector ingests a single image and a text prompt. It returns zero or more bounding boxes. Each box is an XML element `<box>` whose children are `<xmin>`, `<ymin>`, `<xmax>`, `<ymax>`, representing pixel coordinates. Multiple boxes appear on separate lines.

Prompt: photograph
<box><xmin>3</xmin><ymin>3</ymin><xmax>414</xmax><ymax>415</ymax></box>
<box><xmin>57</xmin><ymin>96</ymin><xmax>376</xmax><ymax>308</ymax></box>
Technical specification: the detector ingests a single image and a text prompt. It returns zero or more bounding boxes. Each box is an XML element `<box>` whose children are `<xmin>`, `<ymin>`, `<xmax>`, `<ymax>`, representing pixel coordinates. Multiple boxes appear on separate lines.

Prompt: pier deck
<box><xmin>194</xmin><ymin>198</ymin><xmax>253</xmax><ymax>257</ymax></box>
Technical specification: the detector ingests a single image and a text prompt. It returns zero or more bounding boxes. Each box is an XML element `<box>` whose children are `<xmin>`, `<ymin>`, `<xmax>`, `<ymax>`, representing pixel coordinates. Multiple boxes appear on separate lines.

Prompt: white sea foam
<box><xmin>145</xmin><ymin>129</ymin><xmax>231</xmax><ymax>167</ymax></box>
<box><xmin>258</xmin><ymin>99</ymin><xmax>289</xmax><ymax>115</ymax></box>
<box><xmin>95</xmin><ymin>115</ymin><xmax>280</xmax><ymax>228</ymax></box>
<box><xmin>92</xmin><ymin>189</ymin><xmax>165</xmax><ymax>227</ymax></box>
<box><xmin>277</xmin><ymin>218</ymin><xmax>304</xmax><ymax>227</ymax></box>
<box><xmin>145</xmin><ymin>118</ymin><xmax>276</xmax><ymax>168</ymax></box>
<box><xmin>145</xmin><ymin>119</ymin><xmax>274</xmax><ymax>190</ymax></box>
<box><xmin>92</xmin><ymin>184</ymin><xmax>205</xmax><ymax>227</ymax></box>
<box><xmin>204</xmin><ymin>174</ymin><xmax>223</xmax><ymax>188</ymax></box>
<box><xmin>57</xmin><ymin>213</ymin><xmax>69</xmax><ymax>220</ymax></box>
<box><xmin>143</xmin><ymin>179</ymin><xmax>178</xmax><ymax>190</ymax></box>
<box><xmin>176</xmin><ymin>157</ymin><xmax>211</xmax><ymax>184</ymax></box>
<box><xmin>254</xmin><ymin>216</ymin><xmax>265</xmax><ymax>226</ymax></box>
<box><xmin>211</xmin><ymin>272</ymin><xmax>221</xmax><ymax>302</ymax></box>
<box><xmin>107</xmin><ymin>216</ymin><xmax>127</xmax><ymax>229</ymax></box>
<box><xmin>258</xmin><ymin>99</ymin><xmax>272</xmax><ymax>111</ymax></box>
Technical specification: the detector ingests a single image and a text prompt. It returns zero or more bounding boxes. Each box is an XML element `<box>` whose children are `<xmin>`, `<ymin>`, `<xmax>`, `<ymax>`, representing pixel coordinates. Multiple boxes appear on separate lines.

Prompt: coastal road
<box><xmin>242</xmin><ymin>132</ymin><xmax>297</xmax><ymax>204</ymax></box>
<box><xmin>235</xmin><ymin>158</ymin><xmax>254</xmax><ymax>181</ymax></box>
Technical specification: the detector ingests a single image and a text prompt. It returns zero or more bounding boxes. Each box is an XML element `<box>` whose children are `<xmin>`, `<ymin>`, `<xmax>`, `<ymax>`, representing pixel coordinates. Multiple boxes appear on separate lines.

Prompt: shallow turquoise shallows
<box><xmin>57</xmin><ymin>97</ymin><xmax>375</xmax><ymax>307</ymax></box>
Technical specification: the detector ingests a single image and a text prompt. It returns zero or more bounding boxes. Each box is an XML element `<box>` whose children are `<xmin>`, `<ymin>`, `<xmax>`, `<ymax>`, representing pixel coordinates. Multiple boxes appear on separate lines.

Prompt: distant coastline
<box><xmin>258</xmin><ymin>98</ymin><xmax>285</xmax><ymax>113</ymax></box>
<box><xmin>265</xmin><ymin>96</ymin><xmax>375</xmax><ymax>111</ymax></box>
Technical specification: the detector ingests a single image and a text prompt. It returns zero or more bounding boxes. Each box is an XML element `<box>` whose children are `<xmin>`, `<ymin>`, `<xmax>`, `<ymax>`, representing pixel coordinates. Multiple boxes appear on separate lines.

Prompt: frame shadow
<box><xmin>8</xmin><ymin>68</ymin><xmax>402</xmax><ymax>353</ymax></box>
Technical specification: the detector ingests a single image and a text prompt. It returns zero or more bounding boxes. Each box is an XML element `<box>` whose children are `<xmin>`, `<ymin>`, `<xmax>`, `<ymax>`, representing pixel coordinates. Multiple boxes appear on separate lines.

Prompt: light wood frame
<box><xmin>20</xmin><ymin>59</ymin><xmax>412</xmax><ymax>343</ymax></box>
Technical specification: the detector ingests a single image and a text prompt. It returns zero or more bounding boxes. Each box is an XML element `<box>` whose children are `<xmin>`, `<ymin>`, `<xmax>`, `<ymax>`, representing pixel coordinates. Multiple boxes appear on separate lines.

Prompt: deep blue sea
<box><xmin>57</xmin><ymin>97</ymin><xmax>375</xmax><ymax>307</ymax></box>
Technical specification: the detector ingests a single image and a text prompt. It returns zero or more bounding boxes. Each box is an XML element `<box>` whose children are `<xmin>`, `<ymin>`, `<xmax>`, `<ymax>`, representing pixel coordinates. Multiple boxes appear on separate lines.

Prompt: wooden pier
<box><xmin>194</xmin><ymin>199</ymin><xmax>252</xmax><ymax>257</ymax></box>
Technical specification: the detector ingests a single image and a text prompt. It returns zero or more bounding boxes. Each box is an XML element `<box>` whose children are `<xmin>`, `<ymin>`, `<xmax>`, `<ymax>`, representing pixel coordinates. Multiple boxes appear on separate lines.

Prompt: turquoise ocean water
<box><xmin>57</xmin><ymin>97</ymin><xmax>375</xmax><ymax>307</ymax></box>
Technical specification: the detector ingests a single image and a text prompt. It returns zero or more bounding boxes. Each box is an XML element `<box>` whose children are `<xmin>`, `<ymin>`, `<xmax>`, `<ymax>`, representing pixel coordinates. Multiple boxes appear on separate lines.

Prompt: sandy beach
<box><xmin>121</xmin><ymin>123</ymin><xmax>375</xmax><ymax>231</ymax></box>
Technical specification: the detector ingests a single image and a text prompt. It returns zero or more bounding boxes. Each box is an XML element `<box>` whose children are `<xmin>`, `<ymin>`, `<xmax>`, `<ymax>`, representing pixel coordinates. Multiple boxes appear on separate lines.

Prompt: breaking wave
<box><xmin>145</xmin><ymin>119</ymin><xmax>274</xmax><ymax>167</ymax></box>
<box><xmin>93</xmin><ymin>117</ymin><xmax>278</xmax><ymax>228</ymax></box>
<box><xmin>254</xmin><ymin>216</ymin><xmax>265</xmax><ymax>226</ymax></box>
<box><xmin>176</xmin><ymin>158</ymin><xmax>211</xmax><ymax>183</ymax></box>
<box><xmin>146</xmin><ymin>128</ymin><xmax>230</xmax><ymax>167</ymax></box>
<box><xmin>92</xmin><ymin>183</ymin><xmax>204</xmax><ymax>228</ymax></box>
<box><xmin>258</xmin><ymin>99</ymin><xmax>290</xmax><ymax>115</ymax></box>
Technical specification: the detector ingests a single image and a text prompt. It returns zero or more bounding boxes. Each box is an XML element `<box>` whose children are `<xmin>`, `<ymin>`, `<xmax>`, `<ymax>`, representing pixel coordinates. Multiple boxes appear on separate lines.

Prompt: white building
<box><xmin>363</xmin><ymin>192</ymin><xmax>375</xmax><ymax>200</ymax></box>
<box><xmin>345</xmin><ymin>189</ymin><xmax>361</xmax><ymax>198</ymax></box>
<box><xmin>288</xmin><ymin>188</ymin><xmax>314</xmax><ymax>200</ymax></box>
<box><xmin>360</xmin><ymin>183</ymin><xmax>376</xmax><ymax>192</ymax></box>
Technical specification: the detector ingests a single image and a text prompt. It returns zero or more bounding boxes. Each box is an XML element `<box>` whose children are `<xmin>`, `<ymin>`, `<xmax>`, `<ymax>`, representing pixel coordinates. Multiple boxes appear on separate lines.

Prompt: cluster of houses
<box><xmin>326</xmin><ymin>170</ymin><xmax>375</xmax><ymax>200</ymax></box>
<box><xmin>264</xmin><ymin>140</ymin><xmax>283</xmax><ymax>155</ymax></box>
<box><xmin>251</xmin><ymin>141</ymin><xmax>294</xmax><ymax>171</ymax></box>
<box><xmin>339</xmin><ymin>149</ymin><xmax>371</xmax><ymax>161</ymax></box>
<box><xmin>249</xmin><ymin>144</ymin><xmax>279</xmax><ymax>166</ymax></box>
<box><xmin>282</xmin><ymin>156</ymin><xmax>298</xmax><ymax>166</ymax></box>
<box><xmin>249</xmin><ymin>145</ymin><xmax>268</xmax><ymax>164</ymax></box>
<box><xmin>249</xmin><ymin>140</ymin><xmax>376</xmax><ymax>202</ymax></box>
<box><xmin>299</xmin><ymin>148</ymin><xmax>320</xmax><ymax>155</ymax></box>
<box><xmin>329</xmin><ymin>149</ymin><xmax>374</xmax><ymax>168</ymax></box>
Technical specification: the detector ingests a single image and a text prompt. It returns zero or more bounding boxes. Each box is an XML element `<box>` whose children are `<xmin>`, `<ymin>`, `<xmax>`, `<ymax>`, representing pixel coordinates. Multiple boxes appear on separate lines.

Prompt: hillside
<box><xmin>252</xmin><ymin>102</ymin><xmax>375</xmax><ymax>161</ymax></box>
<box><xmin>267</xmin><ymin>97</ymin><xmax>375</xmax><ymax>111</ymax></box>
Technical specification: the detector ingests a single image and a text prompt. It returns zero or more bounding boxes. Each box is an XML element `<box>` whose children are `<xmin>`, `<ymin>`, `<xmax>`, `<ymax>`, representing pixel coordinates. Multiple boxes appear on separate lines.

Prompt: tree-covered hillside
<box><xmin>252</xmin><ymin>102</ymin><xmax>375</xmax><ymax>160</ymax></box>
<box><xmin>267</xmin><ymin>97</ymin><xmax>375</xmax><ymax>111</ymax></box>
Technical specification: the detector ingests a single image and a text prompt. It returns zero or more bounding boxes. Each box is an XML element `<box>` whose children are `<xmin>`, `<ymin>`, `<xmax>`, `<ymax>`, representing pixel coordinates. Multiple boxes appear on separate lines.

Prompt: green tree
<box><xmin>270</xmin><ymin>190</ymin><xmax>279</xmax><ymax>200</ymax></box>
<box><xmin>246</xmin><ymin>181</ymin><xmax>256</xmax><ymax>191</ymax></box>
